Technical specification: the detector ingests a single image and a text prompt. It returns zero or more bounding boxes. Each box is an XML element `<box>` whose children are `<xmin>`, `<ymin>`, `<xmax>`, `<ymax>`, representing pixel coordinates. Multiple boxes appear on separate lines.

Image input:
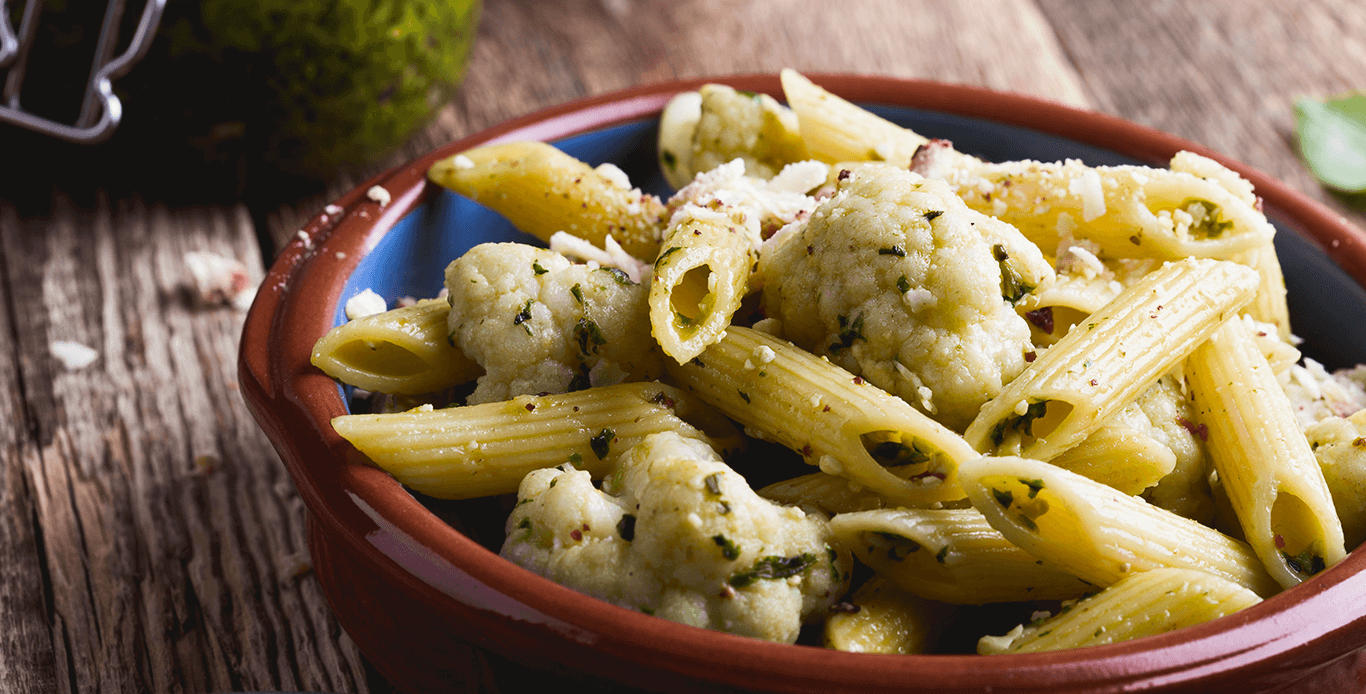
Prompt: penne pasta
<box><xmin>829</xmin><ymin>507</ymin><xmax>1093</xmax><ymax>604</ymax></box>
<box><xmin>649</xmin><ymin>208</ymin><xmax>756</xmax><ymax>363</ymax></box>
<box><xmin>311</xmin><ymin>299</ymin><xmax>482</xmax><ymax>395</ymax></box>
<box><xmin>332</xmin><ymin>382</ymin><xmax>742</xmax><ymax>499</ymax></box>
<box><xmin>965</xmin><ymin>258</ymin><xmax>1260</xmax><ymax>462</ymax></box>
<box><xmin>428</xmin><ymin>141</ymin><xmax>667</xmax><ymax>259</ymax></box>
<box><xmin>779</xmin><ymin>69</ymin><xmax>930</xmax><ymax>168</ymax></box>
<box><xmin>978</xmin><ymin>567</ymin><xmax>1261</xmax><ymax>654</ymax></box>
<box><xmin>667</xmin><ymin>326</ymin><xmax>979</xmax><ymax>505</ymax></box>
<box><xmin>1185</xmin><ymin>319</ymin><xmax>1347</xmax><ymax>588</ymax></box>
<box><xmin>941</xmin><ymin>156</ymin><xmax>1276</xmax><ymax>260</ymax></box>
<box><xmin>757</xmin><ymin>472</ymin><xmax>891</xmax><ymax>515</ymax></box>
<box><xmin>824</xmin><ymin>575</ymin><xmax>956</xmax><ymax>654</ymax></box>
<box><xmin>959</xmin><ymin>456</ymin><xmax>1281</xmax><ymax>597</ymax></box>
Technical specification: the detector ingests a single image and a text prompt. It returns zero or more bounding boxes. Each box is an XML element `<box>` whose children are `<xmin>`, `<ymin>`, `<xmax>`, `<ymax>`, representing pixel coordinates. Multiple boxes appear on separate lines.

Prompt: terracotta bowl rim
<box><xmin>239</xmin><ymin>72</ymin><xmax>1366</xmax><ymax>692</ymax></box>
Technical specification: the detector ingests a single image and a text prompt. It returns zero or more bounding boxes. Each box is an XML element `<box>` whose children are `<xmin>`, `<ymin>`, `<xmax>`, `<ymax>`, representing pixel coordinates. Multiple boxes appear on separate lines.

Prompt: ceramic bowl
<box><xmin>239</xmin><ymin>74</ymin><xmax>1366</xmax><ymax>693</ymax></box>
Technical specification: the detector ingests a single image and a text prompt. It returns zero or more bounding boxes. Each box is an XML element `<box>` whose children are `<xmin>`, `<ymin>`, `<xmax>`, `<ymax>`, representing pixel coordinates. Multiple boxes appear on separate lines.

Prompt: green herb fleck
<box><xmin>990</xmin><ymin>401</ymin><xmax>1049</xmax><ymax>446</ymax></box>
<box><xmin>1179</xmin><ymin>198</ymin><xmax>1235</xmax><ymax>239</ymax></box>
<box><xmin>1283</xmin><ymin>549</ymin><xmax>1327</xmax><ymax>577</ymax></box>
<box><xmin>994</xmin><ymin>244</ymin><xmax>1033</xmax><ymax>303</ymax></box>
<box><xmin>601</xmin><ymin>267</ymin><xmax>635</xmax><ymax>285</ymax></box>
<box><xmin>654</xmin><ymin>246</ymin><xmax>682</xmax><ymax>270</ymax></box>
<box><xmin>713</xmin><ymin>535</ymin><xmax>741</xmax><ymax>560</ymax></box>
<box><xmin>829</xmin><ymin>313</ymin><xmax>865</xmax><ymax>353</ymax></box>
<box><xmin>532</xmin><ymin>261</ymin><xmax>548</xmax><ymax>276</ymax></box>
<box><xmin>640</xmin><ymin>606</ymin><xmax>655</xmax><ymax>615</ymax></box>
<box><xmin>878</xmin><ymin>245</ymin><xmax>906</xmax><ymax>257</ymax></box>
<box><xmin>574</xmin><ymin>317</ymin><xmax>607</xmax><ymax>356</ymax></box>
<box><xmin>738</xmin><ymin>390</ymin><xmax>751</xmax><ymax>404</ymax></box>
<box><xmin>869</xmin><ymin>440</ymin><xmax>931</xmax><ymax>468</ymax></box>
<box><xmin>935</xmin><ymin>545</ymin><xmax>949</xmax><ymax>564</ymax></box>
<box><xmin>1022</xmin><ymin>478</ymin><xmax>1045</xmax><ymax>498</ymax></box>
<box><xmin>660</xmin><ymin>150</ymin><xmax>678</xmax><ymax>170</ymax></box>
<box><xmin>992</xmin><ymin>488</ymin><xmax>1015</xmax><ymax>509</ymax></box>
<box><xmin>571</xmin><ymin>283</ymin><xmax>584</xmax><ymax>304</ymax></box>
<box><xmin>728</xmin><ymin>553</ymin><xmax>817</xmax><ymax>588</ymax></box>
<box><xmin>590</xmin><ymin>428</ymin><xmax>615</xmax><ymax>460</ymax></box>
<box><xmin>568</xmin><ymin>452</ymin><xmax>583</xmax><ymax>465</ymax></box>
<box><xmin>897</xmin><ymin>274</ymin><xmax>911</xmax><ymax>293</ymax></box>
<box><xmin>513</xmin><ymin>299</ymin><xmax>535</xmax><ymax>334</ymax></box>
<box><xmin>924</xmin><ymin>210</ymin><xmax>944</xmax><ymax>222</ymax></box>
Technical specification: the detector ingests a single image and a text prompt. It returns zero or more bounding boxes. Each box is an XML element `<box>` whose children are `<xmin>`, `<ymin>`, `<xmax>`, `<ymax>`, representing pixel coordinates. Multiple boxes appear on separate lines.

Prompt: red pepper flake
<box><xmin>1024</xmin><ymin>350</ymin><xmax>1037</xmax><ymax>363</ymax></box>
<box><xmin>1176</xmin><ymin>416</ymin><xmax>1208</xmax><ymax>442</ymax></box>
<box><xmin>525</xmin><ymin>403</ymin><xmax>536</xmax><ymax>412</ymax></box>
<box><xmin>1353</xmin><ymin>437</ymin><xmax>1365</xmax><ymax>448</ymax></box>
<box><xmin>570</xmin><ymin>529</ymin><xmax>583</xmax><ymax>541</ymax></box>
<box><xmin>1090</xmin><ymin>379</ymin><xmax>1098</xmax><ymax>386</ymax></box>
<box><xmin>853</xmin><ymin>376</ymin><xmax>864</xmax><ymax>385</ymax></box>
<box><xmin>801</xmin><ymin>444</ymin><xmax>813</xmax><ymax>457</ymax></box>
<box><xmin>583</xmin><ymin>523</ymin><xmax>590</xmax><ymax>531</ymax></box>
<box><xmin>838</xmin><ymin>169</ymin><xmax>851</xmax><ymax>181</ymax></box>
<box><xmin>1025</xmin><ymin>307</ymin><xmax>1054</xmax><ymax>335</ymax></box>
<box><xmin>806</xmin><ymin>245</ymin><xmax>814</xmax><ymax>255</ymax></box>
<box><xmin>823</xmin><ymin>404</ymin><xmax>831</xmax><ymax>412</ymax></box>
<box><xmin>829</xmin><ymin>602</ymin><xmax>861</xmax><ymax>614</ymax></box>
<box><xmin>719</xmin><ymin>585</ymin><xmax>736</xmax><ymax>599</ymax></box>
<box><xmin>1274</xmin><ymin>534</ymin><xmax>1286</xmax><ymax>549</ymax></box>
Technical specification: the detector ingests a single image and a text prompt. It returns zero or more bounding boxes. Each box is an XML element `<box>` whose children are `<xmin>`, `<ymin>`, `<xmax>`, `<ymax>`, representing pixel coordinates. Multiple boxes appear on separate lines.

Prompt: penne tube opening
<box><xmin>1270</xmin><ymin>489</ymin><xmax>1332</xmax><ymax>582</ymax></box>
<box><xmin>858</xmin><ymin>430</ymin><xmax>957</xmax><ymax>489</ymax></box>
<box><xmin>986</xmin><ymin>399</ymin><xmax>1075</xmax><ymax>455</ymax></box>
<box><xmin>670</xmin><ymin>265</ymin><xmax>715</xmax><ymax>330</ymax></box>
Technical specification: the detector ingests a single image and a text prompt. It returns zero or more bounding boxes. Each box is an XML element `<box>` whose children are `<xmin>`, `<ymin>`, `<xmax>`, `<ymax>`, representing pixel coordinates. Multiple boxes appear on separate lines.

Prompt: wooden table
<box><xmin>1</xmin><ymin>1</ymin><xmax>1364</xmax><ymax>692</ymax></box>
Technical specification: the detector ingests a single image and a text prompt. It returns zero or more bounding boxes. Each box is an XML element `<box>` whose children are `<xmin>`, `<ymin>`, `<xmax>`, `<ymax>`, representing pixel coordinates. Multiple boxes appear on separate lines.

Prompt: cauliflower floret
<box><xmin>760</xmin><ymin>164</ymin><xmax>1047</xmax><ymax>430</ymax></box>
<box><xmin>445</xmin><ymin>243</ymin><xmax>662</xmax><ymax>404</ymax></box>
<box><xmin>501</xmin><ymin>431</ymin><xmax>852</xmax><ymax>643</ymax></box>
<box><xmin>668</xmin><ymin>158</ymin><xmax>827</xmax><ymax>248</ymax></box>
<box><xmin>1282</xmin><ymin>359</ymin><xmax>1366</xmax><ymax>429</ymax></box>
<box><xmin>1305</xmin><ymin>410</ymin><xmax>1366</xmax><ymax>549</ymax></box>
<box><xmin>658</xmin><ymin>83</ymin><xmax>809</xmax><ymax>190</ymax></box>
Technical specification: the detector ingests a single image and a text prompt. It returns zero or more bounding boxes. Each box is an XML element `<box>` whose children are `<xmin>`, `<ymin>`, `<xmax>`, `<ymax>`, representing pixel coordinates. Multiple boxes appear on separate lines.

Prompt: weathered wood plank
<box><xmin>1034</xmin><ymin>0</ymin><xmax>1366</xmax><ymax>232</ymax></box>
<box><xmin>0</xmin><ymin>195</ymin><xmax>371</xmax><ymax>693</ymax></box>
<box><xmin>0</xmin><ymin>204</ymin><xmax>62</xmax><ymax>694</ymax></box>
<box><xmin>264</xmin><ymin>0</ymin><xmax>1093</xmax><ymax>251</ymax></box>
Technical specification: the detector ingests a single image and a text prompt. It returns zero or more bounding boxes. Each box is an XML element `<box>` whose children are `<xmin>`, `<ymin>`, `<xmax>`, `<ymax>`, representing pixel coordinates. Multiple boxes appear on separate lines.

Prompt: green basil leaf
<box><xmin>1295</xmin><ymin>93</ymin><xmax>1366</xmax><ymax>193</ymax></box>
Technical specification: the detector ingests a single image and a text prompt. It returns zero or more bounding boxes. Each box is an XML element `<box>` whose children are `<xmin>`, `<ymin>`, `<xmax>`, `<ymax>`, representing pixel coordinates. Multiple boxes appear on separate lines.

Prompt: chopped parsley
<box><xmin>878</xmin><ymin>245</ymin><xmax>906</xmax><ymax>257</ymax></box>
<box><xmin>990</xmin><ymin>400</ymin><xmax>1050</xmax><ymax>446</ymax></box>
<box><xmin>574</xmin><ymin>317</ymin><xmax>607</xmax><ymax>356</ymax></box>
<box><xmin>570</xmin><ymin>283</ymin><xmax>584</xmax><ymax>304</ymax></box>
<box><xmin>738</xmin><ymin>390</ymin><xmax>751</xmax><ymax>404</ymax></box>
<box><xmin>567</xmin><ymin>362</ymin><xmax>593</xmax><ymax>392</ymax></box>
<box><xmin>1181</xmin><ymin>198</ymin><xmax>1234</xmax><ymax>239</ymax></box>
<box><xmin>513</xmin><ymin>299</ymin><xmax>535</xmax><ymax>334</ymax></box>
<box><xmin>660</xmin><ymin>150</ymin><xmax>677</xmax><ymax>169</ymax></box>
<box><xmin>1283</xmin><ymin>549</ymin><xmax>1326</xmax><ymax>577</ymax></box>
<box><xmin>935</xmin><ymin>545</ymin><xmax>950</xmax><ymax>564</ymax></box>
<box><xmin>829</xmin><ymin>313</ymin><xmax>866</xmax><ymax>353</ymax></box>
<box><xmin>601</xmin><ymin>267</ymin><xmax>635</xmax><ymax>285</ymax></box>
<box><xmin>532</xmin><ymin>260</ymin><xmax>548</xmax><ymax>275</ymax></box>
<box><xmin>654</xmin><ymin>246</ymin><xmax>682</xmax><ymax>270</ymax></box>
<box><xmin>568</xmin><ymin>452</ymin><xmax>583</xmax><ymax>465</ymax></box>
<box><xmin>728</xmin><ymin>553</ymin><xmax>817</xmax><ymax>588</ymax></box>
<box><xmin>923</xmin><ymin>210</ymin><xmax>944</xmax><ymax>222</ymax></box>
<box><xmin>1022</xmin><ymin>478</ymin><xmax>1045</xmax><ymax>498</ymax></box>
<box><xmin>897</xmin><ymin>274</ymin><xmax>911</xmax><ymax>293</ymax></box>
<box><xmin>992</xmin><ymin>488</ymin><xmax>1015</xmax><ymax>509</ymax></box>
<box><xmin>868</xmin><ymin>439</ymin><xmax>932</xmax><ymax>468</ymax></box>
<box><xmin>994</xmin><ymin>244</ymin><xmax>1033</xmax><ymax>303</ymax></box>
<box><xmin>590</xmin><ymin>428</ymin><xmax>615</xmax><ymax>460</ymax></box>
<box><xmin>712</xmin><ymin>534</ymin><xmax>741</xmax><ymax>560</ymax></box>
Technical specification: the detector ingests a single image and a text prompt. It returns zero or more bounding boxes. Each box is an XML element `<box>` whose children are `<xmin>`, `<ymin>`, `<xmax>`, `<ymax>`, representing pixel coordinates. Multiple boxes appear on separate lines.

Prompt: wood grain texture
<box><xmin>0</xmin><ymin>197</ymin><xmax>370</xmax><ymax>693</ymax></box>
